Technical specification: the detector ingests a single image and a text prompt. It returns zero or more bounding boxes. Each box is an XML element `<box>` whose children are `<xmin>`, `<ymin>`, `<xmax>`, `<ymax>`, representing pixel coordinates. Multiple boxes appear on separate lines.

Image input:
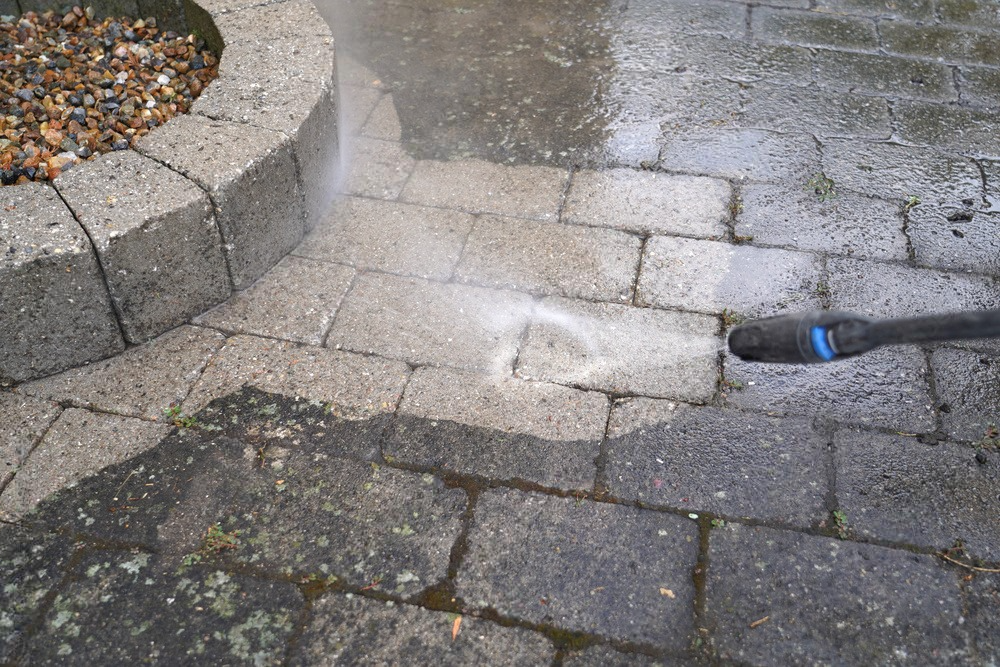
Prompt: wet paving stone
<box><xmin>637</xmin><ymin>236</ymin><xmax>822</xmax><ymax>317</ymax></box>
<box><xmin>907</xmin><ymin>205</ymin><xmax>1000</xmax><ymax>274</ymax></box>
<box><xmin>821</xmin><ymin>139</ymin><xmax>982</xmax><ymax>207</ymax></box>
<box><xmin>339</xmin><ymin>137</ymin><xmax>417</xmax><ymax>200</ymax></box>
<box><xmin>562</xmin><ymin>644</ymin><xmax>674</xmax><ymax>666</ymax></box>
<box><xmin>455</xmin><ymin>488</ymin><xmax>699</xmax><ymax>652</ymax></box>
<box><xmin>707</xmin><ymin>524</ymin><xmax>971</xmax><ymax>665</ymax></box>
<box><xmin>814</xmin><ymin>50</ymin><xmax>957</xmax><ymax>101</ymax></box>
<box><xmin>752</xmin><ymin>7</ymin><xmax>879</xmax><ymax>51</ymax></box>
<box><xmin>827</xmin><ymin>257</ymin><xmax>1000</xmax><ymax>319</ymax></box>
<box><xmin>622</xmin><ymin>0</ymin><xmax>746</xmax><ymax>40</ymax></box>
<box><xmin>455</xmin><ymin>215</ymin><xmax>641</xmax><ymax>302</ymax></box>
<box><xmin>650</xmin><ymin>35</ymin><xmax>814</xmax><ymax>88</ymax></box>
<box><xmin>516</xmin><ymin>296</ymin><xmax>720</xmax><ymax>402</ymax></box>
<box><xmin>723</xmin><ymin>347</ymin><xmax>935</xmax><ymax>433</ymax></box>
<box><xmin>563</xmin><ymin>169</ymin><xmax>731</xmax><ymax>238</ymax></box>
<box><xmin>604</xmin><ymin>400</ymin><xmax>827</xmax><ymax>527</ymax></box>
<box><xmin>659</xmin><ymin>128</ymin><xmax>820</xmax><ymax>182</ymax></box>
<box><xmin>881</xmin><ymin>21</ymin><xmax>1000</xmax><ymax>67</ymax></box>
<box><xmin>611</xmin><ymin>73</ymin><xmax>744</xmax><ymax>140</ymax></box>
<box><xmin>815</xmin><ymin>0</ymin><xmax>935</xmax><ymax>19</ymax></box>
<box><xmin>0</xmin><ymin>393</ymin><xmax>61</xmax><ymax>489</ymax></box>
<box><xmin>19</xmin><ymin>325</ymin><xmax>226</xmax><ymax>421</ymax></box>
<box><xmin>24</xmin><ymin>551</ymin><xmax>301</xmax><ymax>666</ymax></box>
<box><xmin>967</xmin><ymin>573</ymin><xmax>1000</xmax><ymax>662</ymax></box>
<box><xmin>294</xmin><ymin>197</ymin><xmax>474</xmax><ymax>281</ymax></box>
<box><xmin>931</xmin><ymin>348</ymin><xmax>1000</xmax><ymax>443</ymax></box>
<box><xmin>388</xmin><ymin>367</ymin><xmax>607</xmax><ymax>489</ymax></box>
<box><xmin>292</xmin><ymin>593</ymin><xmax>555</xmax><ymax>665</ymax></box>
<box><xmin>893</xmin><ymin>100</ymin><xmax>1000</xmax><ymax>158</ymax></box>
<box><xmin>361</xmin><ymin>92</ymin><xmax>403</xmax><ymax>142</ymax></box>
<box><xmin>957</xmin><ymin>65</ymin><xmax>1000</xmax><ymax>107</ymax></box>
<box><xmin>737</xmin><ymin>84</ymin><xmax>891</xmax><ymax>140</ymax></box>
<box><xmin>834</xmin><ymin>428</ymin><xmax>1000</xmax><ymax>559</ymax></box>
<box><xmin>735</xmin><ymin>183</ymin><xmax>908</xmax><ymax>260</ymax></box>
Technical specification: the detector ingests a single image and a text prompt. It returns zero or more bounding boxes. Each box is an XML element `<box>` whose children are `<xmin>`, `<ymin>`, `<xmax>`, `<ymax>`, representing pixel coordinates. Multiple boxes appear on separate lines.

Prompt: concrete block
<box><xmin>814</xmin><ymin>50</ymin><xmax>957</xmax><ymax>101</ymax></box>
<box><xmin>908</xmin><ymin>205</ymin><xmax>1000</xmax><ymax>274</ymax></box>
<box><xmin>294</xmin><ymin>197</ymin><xmax>473</xmax><ymax>280</ymax></box>
<box><xmin>931</xmin><ymin>348</ymin><xmax>1000</xmax><ymax>442</ymax></box>
<box><xmin>456</xmin><ymin>488</ymin><xmax>699</xmax><ymax>651</ymax></box>
<box><xmin>737</xmin><ymin>84</ymin><xmax>891</xmax><ymax>140</ymax></box>
<box><xmin>340</xmin><ymin>87</ymin><xmax>384</xmax><ymax>138</ymax></box>
<box><xmin>136</xmin><ymin>114</ymin><xmax>305</xmax><ymax>289</ymax></box>
<box><xmin>958</xmin><ymin>65</ymin><xmax>1000</xmax><ymax>107</ymax></box>
<box><xmin>0</xmin><ymin>393</ymin><xmax>61</xmax><ymax>489</ymax></box>
<box><xmin>0</xmin><ymin>0</ymin><xmax>18</xmax><ymax>15</ymax></box>
<box><xmin>388</xmin><ymin>366</ymin><xmax>608</xmax><ymax>488</ymax></box>
<box><xmin>516</xmin><ymin>296</ymin><xmax>720</xmax><ymax>402</ymax></box>
<box><xmin>649</xmin><ymin>34</ymin><xmax>814</xmax><ymax>88</ymax></box>
<box><xmin>659</xmin><ymin>128</ymin><xmax>821</xmax><ymax>182</ymax></box>
<box><xmin>0</xmin><ymin>183</ymin><xmax>125</xmax><ymax>383</ymax></box>
<box><xmin>882</xmin><ymin>21</ymin><xmax>1000</xmax><ymax>66</ymax></box>
<box><xmin>54</xmin><ymin>152</ymin><xmax>231</xmax><ymax>343</ymax></box>
<box><xmin>563</xmin><ymin>169</ymin><xmax>731</xmax><ymax>238</ymax></box>
<box><xmin>753</xmin><ymin>7</ymin><xmax>879</xmax><ymax>50</ymax></box>
<box><xmin>815</xmin><ymin>0</ymin><xmax>934</xmax><ymax>19</ymax></box>
<box><xmin>361</xmin><ymin>94</ymin><xmax>402</xmax><ymax>141</ymax></box>
<box><xmin>968</xmin><ymin>573</ymin><xmax>1000</xmax><ymax>661</ymax></box>
<box><xmin>894</xmin><ymin>100</ymin><xmax>1000</xmax><ymax>158</ymax></box>
<box><xmin>456</xmin><ymin>215</ymin><xmax>641</xmax><ymax>302</ymax></box>
<box><xmin>623</xmin><ymin>0</ymin><xmax>746</xmax><ymax>39</ymax></box>
<box><xmin>637</xmin><ymin>236</ymin><xmax>822</xmax><ymax>317</ymax></box>
<box><xmin>339</xmin><ymin>138</ymin><xmax>416</xmax><ymax>200</ymax></box>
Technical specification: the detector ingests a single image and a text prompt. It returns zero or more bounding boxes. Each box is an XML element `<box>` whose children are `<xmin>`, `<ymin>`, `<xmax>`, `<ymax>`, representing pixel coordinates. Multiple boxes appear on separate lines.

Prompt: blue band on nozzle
<box><xmin>810</xmin><ymin>326</ymin><xmax>837</xmax><ymax>361</ymax></box>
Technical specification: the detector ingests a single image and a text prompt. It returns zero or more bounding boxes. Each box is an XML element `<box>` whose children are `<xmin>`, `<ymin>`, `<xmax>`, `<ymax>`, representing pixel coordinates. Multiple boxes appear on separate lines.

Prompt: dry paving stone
<box><xmin>456</xmin><ymin>488</ymin><xmax>699</xmax><ymax>652</ymax></box>
<box><xmin>400</xmin><ymin>159</ymin><xmax>567</xmax><ymax>220</ymax></box>
<box><xmin>54</xmin><ymin>151</ymin><xmax>231</xmax><ymax>343</ymax></box>
<box><xmin>605</xmin><ymin>400</ymin><xmax>827</xmax><ymax>527</ymax></box>
<box><xmin>194</xmin><ymin>256</ymin><xmax>354</xmax><ymax>345</ymax></box>
<box><xmin>707</xmin><ymin>524</ymin><xmax>970</xmax><ymax>665</ymax></box>
<box><xmin>908</xmin><ymin>205</ymin><xmax>1000</xmax><ymax>274</ymax></box>
<box><xmin>893</xmin><ymin>100</ymin><xmax>1000</xmax><ymax>158</ymax></box>
<box><xmin>723</xmin><ymin>346</ymin><xmax>935</xmax><ymax>433</ymax></box>
<box><xmin>388</xmin><ymin>366</ymin><xmax>607</xmax><ymax>489</ymax></box>
<box><xmin>340</xmin><ymin>85</ymin><xmax>384</xmax><ymax>138</ymax></box>
<box><xmin>136</xmin><ymin>114</ymin><xmax>305</xmax><ymax>289</ymax></box>
<box><xmin>293</xmin><ymin>594</ymin><xmax>554</xmax><ymax>666</ymax></box>
<box><xmin>20</xmin><ymin>325</ymin><xmax>225</xmax><ymax>421</ymax></box>
<box><xmin>637</xmin><ymin>236</ymin><xmax>822</xmax><ymax>317</ymax></box>
<box><xmin>0</xmin><ymin>408</ymin><xmax>170</xmax><ymax>520</ymax></box>
<box><xmin>0</xmin><ymin>183</ymin><xmax>124</xmax><ymax>384</ymax></box>
<box><xmin>455</xmin><ymin>215</ymin><xmax>640</xmax><ymax>302</ymax></box>
<box><xmin>968</xmin><ymin>574</ymin><xmax>1000</xmax><ymax>662</ymax></box>
<box><xmin>562</xmin><ymin>645</ymin><xmax>674</xmax><ymax>666</ymax></box>
<box><xmin>751</xmin><ymin>7</ymin><xmax>879</xmax><ymax>50</ymax></box>
<box><xmin>658</xmin><ymin>128</ymin><xmax>821</xmax><ymax>182</ymax></box>
<box><xmin>517</xmin><ymin>296</ymin><xmax>719</xmax><ymax>402</ymax></box>
<box><xmin>182</xmin><ymin>334</ymin><xmax>411</xmax><ymax>422</ymax></box>
<box><xmin>294</xmin><ymin>197</ymin><xmax>473</xmax><ymax>280</ymax></box>
<box><xmin>0</xmin><ymin>393</ymin><xmax>61</xmax><ymax>489</ymax></box>
<box><xmin>562</xmin><ymin>169</ymin><xmax>730</xmax><ymax>238</ymax></box>
<box><xmin>735</xmin><ymin>183</ymin><xmax>908</xmax><ymax>260</ymax></box>
<box><xmin>328</xmin><ymin>273</ymin><xmax>533</xmax><ymax>373</ymax></box>
<box><xmin>813</xmin><ymin>49</ymin><xmax>957</xmax><ymax>101</ymax></box>
<box><xmin>736</xmin><ymin>84</ymin><xmax>892</xmax><ymax>140</ymax></box>
<box><xmin>835</xmin><ymin>428</ymin><xmax>1000</xmax><ymax>559</ymax></box>
<box><xmin>821</xmin><ymin>139</ymin><xmax>983</xmax><ymax>207</ymax></box>
<box><xmin>362</xmin><ymin>93</ymin><xmax>404</xmax><ymax>141</ymax></box>
<box><xmin>827</xmin><ymin>256</ymin><xmax>1000</xmax><ymax>320</ymax></box>
<box><xmin>24</xmin><ymin>551</ymin><xmax>301</xmax><ymax>665</ymax></box>
<box><xmin>339</xmin><ymin>137</ymin><xmax>417</xmax><ymax>199</ymax></box>
<box><xmin>931</xmin><ymin>348</ymin><xmax>1000</xmax><ymax>443</ymax></box>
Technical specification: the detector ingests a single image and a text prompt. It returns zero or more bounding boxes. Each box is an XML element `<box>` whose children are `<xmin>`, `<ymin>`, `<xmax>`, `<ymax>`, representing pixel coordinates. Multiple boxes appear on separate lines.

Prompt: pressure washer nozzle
<box><xmin>727</xmin><ymin>310</ymin><xmax>875</xmax><ymax>364</ymax></box>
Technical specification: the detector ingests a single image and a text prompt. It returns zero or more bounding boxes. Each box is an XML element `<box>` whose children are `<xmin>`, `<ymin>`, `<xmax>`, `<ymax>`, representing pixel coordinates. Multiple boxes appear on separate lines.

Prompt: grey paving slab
<box><xmin>881</xmin><ymin>21</ymin><xmax>1000</xmax><ymax>67</ymax></box>
<box><xmin>707</xmin><ymin>524</ymin><xmax>970</xmax><ymax>665</ymax></box>
<box><xmin>182</xmin><ymin>334</ymin><xmax>411</xmax><ymax>418</ymax></box>
<box><xmin>340</xmin><ymin>85</ymin><xmax>384</xmax><ymax>138</ymax></box>
<box><xmin>388</xmin><ymin>367</ymin><xmax>607</xmax><ymax>488</ymax></box>
<box><xmin>328</xmin><ymin>273</ymin><xmax>533</xmax><ymax>372</ymax></box>
<box><xmin>623</xmin><ymin>0</ymin><xmax>746</xmax><ymax>39</ymax></box>
<box><xmin>908</xmin><ymin>205</ymin><xmax>1000</xmax><ymax>274</ymax></box>
<box><xmin>968</xmin><ymin>573</ymin><xmax>1000</xmax><ymax>662</ymax></box>
<box><xmin>135</xmin><ymin>114</ymin><xmax>305</xmax><ymax>290</ymax></box>
<box><xmin>814</xmin><ymin>50</ymin><xmax>957</xmax><ymax>101</ymax></box>
<box><xmin>827</xmin><ymin>257</ymin><xmax>1000</xmax><ymax>319</ymax></box>
<box><xmin>980</xmin><ymin>158</ymin><xmax>1000</xmax><ymax>212</ymax></box>
<box><xmin>957</xmin><ymin>65</ymin><xmax>1000</xmax><ymax>107</ymax></box>
<box><xmin>814</xmin><ymin>0</ymin><xmax>935</xmax><ymax>19</ymax></box>
<box><xmin>736</xmin><ymin>183</ymin><xmax>908</xmax><ymax>260</ymax></box>
<box><xmin>893</xmin><ymin>100</ymin><xmax>1000</xmax><ymax>158</ymax></box>
<box><xmin>295</xmin><ymin>197</ymin><xmax>473</xmax><ymax>280</ymax></box>
<box><xmin>194</xmin><ymin>256</ymin><xmax>355</xmax><ymax>345</ymax></box>
<box><xmin>293</xmin><ymin>594</ymin><xmax>555</xmax><ymax>666</ymax></box>
<box><xmin>362</xmin><ymin>93</ymin><xmax>403</xmax><ymax>141</ymax></box>
<box><xmin>658</xmin><ymin>129</ymin><xmax>821</xmax><ymax>183</ymax></box>
<box><xmin>562</xmin><ymin>645</ymin><xmax>676</xmax><ymax>666</ymax></box>
<box><xmin>752</xmin><ymin>7</ymin><xmax>879</xmax><ymax>51</ymax></box>
<box><xmin>0</xmin><ymin>408</ymin><xmax>170</xmax><ymax>520</ymax></box>
<box><xmin>647</xmin><ymin>35</ymin><xmax>814</xmax><ymax>88</ymax></box>
<box><xmin>0</xmin><ymin>182</ymin><xmax>124</xmax><ymax>384</ymax></box>
<box><xmin>455</xmin><ymin>215</ymin><xmax>641</xmax><ymax>302</ymax></box>
<box><xmin>0</xmin><ymin>525</ymin><xmax>80</xmax><ymax>664</ymax></box>
<box><xmin>456</xmin><ymin>488</ymin><xmax>699</xmax><ymax>651</ymax></box>
<box><xmin>605</xmin><ymin>400</ymin><xmax>827</xmax><ymax>527</ymax></box>
<box><xmin>932</xmin><ymin>347</ymin><xmax>1000</xmax><ymax>443</ymax></box>
<box><xmin>835</xmin><ymin>428</ymin><xmax>1000</xmax><ymax>559</ymax></box>
<box><xmin>563</xmin><ymin>169</ymin><xmax>731</xmax><ymax>238</ymax></box>
<box><xmin>0</xmin><ymin>393</ymin><xmax>61</xmax><ymax>489</ymax></box>
<box><xmin>25</xmin><ymin>552</ymin><xmax>301</xmax><ymax>666</ymax></box>
<box><xmin>821</xmin><ymin>139</ymin><xmax>983</xmax><ymax>208</ymax></box>
<box><xmin>517</xmin><ymin>297</ymin><xmax>720</xmax><ymax>402</ymax></box>
<box><xmin>737</xmin><ymin>84</ymin><xmax>892</xmax><ymax>140</ymax></box>
<box><xmin>54</xmin><ymin>151</ymin><xmax>231</xmax><ymax>344</ymax></box>
<box><xmin>637</xmin><ymin>236</ymin><xmax>822</xmax><ymax>317</ymax></box>
<box><xmin>399</xmin><ymin>159</ymin><xmax>567</xmax><ymax>221</ymax></box>
<box><xmin>938</xmin><ymin>0</ymin><xmax>1000</xmax><ymax>26</ymax></box>
<box><xmin>723</xmin><ymin>347</ymin><xmax>936</xmax><ymax>433</ymax></box>
<box><xmin>339</xmin><ymin>137</ymin><xmax>417</xmax><ymax>200</ymax></box>
<box><xmin>20</xmin><ymin>325</ymin><xmax>225</xmax><ymax>421</ymax></box>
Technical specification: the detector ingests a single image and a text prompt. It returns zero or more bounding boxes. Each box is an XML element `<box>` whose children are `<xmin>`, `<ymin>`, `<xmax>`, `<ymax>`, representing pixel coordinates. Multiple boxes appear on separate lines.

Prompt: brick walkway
<box><xmin>2</xmin><ymin>0</ymin><xmax>1000</xmax><ymax>664</ymax></box>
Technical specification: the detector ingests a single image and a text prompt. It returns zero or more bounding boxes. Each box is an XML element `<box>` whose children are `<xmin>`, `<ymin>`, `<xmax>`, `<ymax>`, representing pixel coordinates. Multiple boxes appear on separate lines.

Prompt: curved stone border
<box><xmin>0</xmin><ymin>0</ymin><xmax>339</xmax><ymax>384</ymax></box>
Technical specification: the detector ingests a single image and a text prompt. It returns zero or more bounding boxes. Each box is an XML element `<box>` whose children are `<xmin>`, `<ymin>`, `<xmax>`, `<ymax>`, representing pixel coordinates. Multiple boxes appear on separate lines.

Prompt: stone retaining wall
<box><xmin>0</xmin><ymin>0</ymin><xmax>339</xmax><ymax>384</ymax></box>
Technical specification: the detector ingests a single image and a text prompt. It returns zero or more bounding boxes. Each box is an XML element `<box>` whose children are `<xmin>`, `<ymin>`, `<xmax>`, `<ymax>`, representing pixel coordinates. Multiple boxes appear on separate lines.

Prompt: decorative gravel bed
<box><xmin>1</xmin><ymin>7</ymin><xmax>219</xmax><ymax>184</ymax></box>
